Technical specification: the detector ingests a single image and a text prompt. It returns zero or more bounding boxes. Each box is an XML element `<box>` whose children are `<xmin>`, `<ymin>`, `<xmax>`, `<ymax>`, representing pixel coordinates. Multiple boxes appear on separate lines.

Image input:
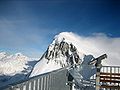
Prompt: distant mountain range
<box><xmin>0</xmin><ymin>52</ymin><xmax>38</xmax><ymax>88</ymax></box>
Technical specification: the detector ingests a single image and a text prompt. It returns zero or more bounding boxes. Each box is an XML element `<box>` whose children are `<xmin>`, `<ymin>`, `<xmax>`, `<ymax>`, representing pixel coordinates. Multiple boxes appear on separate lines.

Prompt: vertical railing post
<box><xmin>95</xmin><ymin>54</ymin><xmax>107</xmax><ymax>90</ymax></box>
<box><xmin>95</xmin><ymin>64</ymin><xmax>101</xmax><ymax>90</ymax></box>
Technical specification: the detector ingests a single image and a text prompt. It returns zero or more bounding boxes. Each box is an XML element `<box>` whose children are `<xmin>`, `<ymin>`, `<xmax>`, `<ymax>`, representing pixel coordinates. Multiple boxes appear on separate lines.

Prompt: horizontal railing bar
<box><xmin>100</xmin><ymin>76</ymin><xmax>120</xmax><ymax>79</ymax></box>
<box><xmin>102</xmin><ymin>66</ymin><xmax>120</xmax><ymax>68</ymax></box>
<box><xmin>100</xmin><ymin>85</ymin><xmax>120</xmax><ymax>89</ymax></box>
<box><xmin>100</xmin><ymin>79</ymin><xmax>120</xmax><ymax>83</ymax></box>
<box><xmin>100</xmin><ymin>72</ymin><xmax>120</xmax><ymax>76</ymax></box>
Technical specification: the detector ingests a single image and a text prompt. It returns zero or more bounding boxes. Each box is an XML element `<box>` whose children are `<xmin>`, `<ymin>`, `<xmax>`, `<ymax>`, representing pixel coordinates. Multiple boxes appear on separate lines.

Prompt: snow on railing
<box><xmin>90</xmin><ymin>66</ymin><xmax>120</xmax><ymax>81</ymax></box>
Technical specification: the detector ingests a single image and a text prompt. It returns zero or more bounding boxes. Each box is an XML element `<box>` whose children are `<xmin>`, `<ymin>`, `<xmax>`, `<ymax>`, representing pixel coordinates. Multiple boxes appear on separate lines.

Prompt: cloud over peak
<box><xmin>56</xmin><ymin>32</ymin><xmax>120</xmax><ymax>66</ymax></box>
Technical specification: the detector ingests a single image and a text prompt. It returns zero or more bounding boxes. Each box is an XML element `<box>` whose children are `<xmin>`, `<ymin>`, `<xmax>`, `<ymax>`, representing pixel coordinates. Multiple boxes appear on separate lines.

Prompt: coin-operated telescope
<box><xmin>89</xmin><ymin>54</ymin><xmax>107</xmax><ymax>90</ymax></box>
<box><xmin>89</xmin><ymin>54</ymin><xmax>107</xmax><ymax>66</ymax></box>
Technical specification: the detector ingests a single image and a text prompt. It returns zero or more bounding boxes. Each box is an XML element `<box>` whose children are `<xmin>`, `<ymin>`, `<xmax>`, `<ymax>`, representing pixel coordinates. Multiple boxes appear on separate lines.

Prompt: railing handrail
<box><xmin>102</xmin><ymin>65</ymin><xmax>120</xmax><ymax>68</ymax></box>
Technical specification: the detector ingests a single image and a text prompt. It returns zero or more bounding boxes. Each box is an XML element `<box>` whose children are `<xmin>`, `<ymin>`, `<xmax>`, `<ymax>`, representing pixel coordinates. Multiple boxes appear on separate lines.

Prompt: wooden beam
<box><xmin>100</xmin><ymin>85</ymin><xmax>120</xmax><ymax>89</ymax></box>
<box><xmin>100</xmin><ymin>72</ymin><xmax>120</xmax><ymax>76</ymax></box>
<box><xmin>100</xmin><ymin>79</ymin><xmax>120</xmax><ymax>83</ymax></box>
<box><xmin>100</xmin><ymin>76</ymin><xmax>120</xmax><ymax>79</ymax></box>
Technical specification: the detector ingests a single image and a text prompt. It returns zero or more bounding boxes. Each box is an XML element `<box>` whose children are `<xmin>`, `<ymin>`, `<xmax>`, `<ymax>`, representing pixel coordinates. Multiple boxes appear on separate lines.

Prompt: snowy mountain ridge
<box><xmin>0</xmin><ymin>52</ymin><xmax>7</xmax><ymax>60</ymax></box>
<box><xmin>0</xmin><ymin>52</ymin><xmax>29</xmax><ymax>75</ymax></box>
<box><xmin>0</xmin><ymin>52</ymin><xmax>38</xmax><ymax>88</ymax></box>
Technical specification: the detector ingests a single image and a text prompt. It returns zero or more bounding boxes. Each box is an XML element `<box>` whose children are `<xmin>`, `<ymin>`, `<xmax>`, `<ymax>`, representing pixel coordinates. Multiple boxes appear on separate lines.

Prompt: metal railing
<box><xmin>83</xmin><ymin>66</ymin><xmax>120</xmax><ymax>90</ymax></box>
<box><xmin>90</xmin><ymin>66</ymin><xmax>120</xmax><ymax>80</ymax></box>
<box><xmin>1</xmin><ymin>65</ymin><xmax>120</xmax><ymax>90</ymax></box>
<box><xmin>101</xmin><ymin>65</ymin><xmax>120</xmax><ymax>73</ymax></box>
<box><xmin>1</xmin><ymin>68</ymin><xmax>70</xmax><ymax>90</ymax></box>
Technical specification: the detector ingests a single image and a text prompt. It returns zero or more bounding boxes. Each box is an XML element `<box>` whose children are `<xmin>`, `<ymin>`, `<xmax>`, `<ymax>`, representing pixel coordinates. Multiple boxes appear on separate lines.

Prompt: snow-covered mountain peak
<box><xmin>0</xmin><ymin>52</ymin><xmax>7</xmax><ymax>60</ymax></box>
<box><xmin>0</xmin><ymin>52</ymin><xmax>7</xmax><ymax>55</ymax></box>
<box><xmin>53</xmin><ymin>32</ymin><xmax>76</xmax><ymax>44</ymax></box>
<box><xmin>0</xmin><ymin>52</ymin><xmax>38</xmax><ymax>88</ymax></box>
<box><xmin>0</xmin><ymin>52</ymin><xmax>29</xmax><ymax>75</ymax></box>
<box><xmin>45</xmin><ymin>37</ymin><xmax>82</xmax><ymax>67</ymax></box>
<box><xmin>13</xmin><ymin>53</ymin><xmax>29</xmax><ymax>61</ymax></box>
<box><xmin>30</xmin><ymin>32</ymin><xmax>84</xmax><ymax>77</ymax></box>
<box><xmin>14</xmin><ymin>53</ymin><xmax>23</xmax><ymax>56</ymax></box>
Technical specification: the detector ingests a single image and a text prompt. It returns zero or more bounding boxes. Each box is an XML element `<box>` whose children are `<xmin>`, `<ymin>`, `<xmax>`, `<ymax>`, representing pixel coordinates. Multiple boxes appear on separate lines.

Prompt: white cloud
<box><xmin>57</xmin><ymin>32</ymin><xmax>120</xmax><ymax>66</ymax></box>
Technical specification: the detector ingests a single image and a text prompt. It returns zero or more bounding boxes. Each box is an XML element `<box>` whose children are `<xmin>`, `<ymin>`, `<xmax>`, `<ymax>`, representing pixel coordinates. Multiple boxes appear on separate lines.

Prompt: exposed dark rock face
<box><xmin>44</xmin><ymin>38</ymin><xmax>81</xmax><ymax>67</ymax></box>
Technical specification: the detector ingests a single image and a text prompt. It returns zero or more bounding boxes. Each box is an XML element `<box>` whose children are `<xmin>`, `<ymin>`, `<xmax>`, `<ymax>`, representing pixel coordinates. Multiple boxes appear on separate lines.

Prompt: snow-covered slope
<box><xmin>0</xmin><ymin>53</ymin><xmax>29</xmax><ymax>75</ymax></box>
<box><xmin>0</xmin><ymin>52</ymin><xmax>7</xmax><ymax>60</ymax></box>
<box><xmin>0</xmin><ymin>52</ymin><xmax>38</xmax><ymax>88</ymax></box>
<box><xmin>30</xmin><ymin>32</ymin><xmax>85</xmax><ymax>77</ymax></box>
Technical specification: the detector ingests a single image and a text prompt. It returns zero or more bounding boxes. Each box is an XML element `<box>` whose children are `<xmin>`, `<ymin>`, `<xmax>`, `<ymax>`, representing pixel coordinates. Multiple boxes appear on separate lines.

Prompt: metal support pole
<box><xmin>95</xmin><ymin>54</ymin><xmax>107</xmax><ymax>90</ymax></box>
<box><xmin>96</xmin><ymin>64</ymin><xmax>101</xmax><ymax>90</ymax></box>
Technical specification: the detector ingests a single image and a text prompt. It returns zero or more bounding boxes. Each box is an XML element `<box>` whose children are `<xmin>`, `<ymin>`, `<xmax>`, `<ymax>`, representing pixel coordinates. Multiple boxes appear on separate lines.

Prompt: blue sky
<box><xmin>0</xmin><ymin>0</ymin><xmax>120</xmax><ymax>58</ymax></box>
